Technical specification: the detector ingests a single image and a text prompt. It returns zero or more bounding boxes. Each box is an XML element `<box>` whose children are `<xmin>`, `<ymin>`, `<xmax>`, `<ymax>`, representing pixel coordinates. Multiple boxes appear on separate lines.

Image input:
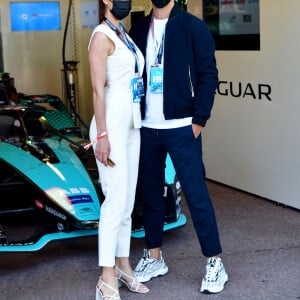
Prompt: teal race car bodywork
<box><xmin>0</xmin><ymin>94</ymin><xmax>186</xmax><ymax>252</ymax></box>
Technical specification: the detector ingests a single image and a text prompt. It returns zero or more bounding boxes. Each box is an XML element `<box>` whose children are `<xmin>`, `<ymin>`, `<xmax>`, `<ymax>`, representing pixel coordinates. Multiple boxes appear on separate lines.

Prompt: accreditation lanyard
<box><xmin>104</xmin><ymin>18</ymin><xmax>144</xmax><ymax>104</ymax></box>
<box><xmin>149</xmin><ymin>17</ymin><xmax>165</xmax><ymax>65</ymax></box>
<box><xmin>149</xmin><ymin>17</ymin><xmax>165</xmax><ymax>93</ymax></box>
<box><xmin>104</xmin><ymin>18</ymin><xmax>140</xmax><ymax>76</ymax></box>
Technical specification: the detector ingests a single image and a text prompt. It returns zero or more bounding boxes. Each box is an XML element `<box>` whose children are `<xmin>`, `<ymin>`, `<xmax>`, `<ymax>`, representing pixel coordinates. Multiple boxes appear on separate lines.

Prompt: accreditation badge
<box><xmin>150</xmin><ymin>65</ymin><xmax>163</xmax><ymax>93</ymax></box>
<box><xmin>132</xmin><ymin>76</ymin><xmax>144</xmax><ymax>103</ymax></box>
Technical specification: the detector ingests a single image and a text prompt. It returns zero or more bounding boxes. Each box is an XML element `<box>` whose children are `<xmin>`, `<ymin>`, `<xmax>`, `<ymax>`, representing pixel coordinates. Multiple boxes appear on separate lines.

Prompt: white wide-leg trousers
<box><xmin>90</xmin><ymin>117</ymin><xmax>140</xmax><ymax>267</ymax></box>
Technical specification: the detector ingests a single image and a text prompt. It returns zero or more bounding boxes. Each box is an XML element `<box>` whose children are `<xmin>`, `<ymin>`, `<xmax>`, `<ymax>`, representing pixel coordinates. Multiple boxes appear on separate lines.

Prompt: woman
<box><xmin>88</xmin><ymin>0</ymin><xmax>148</xmax><ymax>299</ymax></box>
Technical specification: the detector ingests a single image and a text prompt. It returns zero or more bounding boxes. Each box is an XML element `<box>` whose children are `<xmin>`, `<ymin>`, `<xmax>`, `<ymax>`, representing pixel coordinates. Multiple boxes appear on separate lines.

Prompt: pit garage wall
<box><xmin>0</xmin><ymin>0</ymin><xmax>94</xmax><ymax>125</ymax></box>
<box><xmin>0</xmin><ymin>0</ymin><xmax>151</xmax><ymax>128</ymax></box>
<box><xmin>199</xmin><ymin>0</ymin><xmax>300</xmax><ymax>209</ymax></box>
<box><xmin>0</xmin><ymin>1</ymin><xmax>69</xmax><ymax>96</ymax></box>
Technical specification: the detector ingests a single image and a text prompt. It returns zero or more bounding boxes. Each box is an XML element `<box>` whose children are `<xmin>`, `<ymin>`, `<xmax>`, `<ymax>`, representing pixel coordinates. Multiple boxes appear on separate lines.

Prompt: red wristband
<box><xmin>84</xmin><ymin>131</ymin><xmax>108</xmax><ymax>150</ymax></box>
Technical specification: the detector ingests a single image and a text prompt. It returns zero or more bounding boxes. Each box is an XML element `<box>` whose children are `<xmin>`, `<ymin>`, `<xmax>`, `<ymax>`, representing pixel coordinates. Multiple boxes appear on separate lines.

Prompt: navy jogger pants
<box><xmin>138</xmin><ymin>125</ymin><xmax>222</xmax><ymax>258</ymax></box>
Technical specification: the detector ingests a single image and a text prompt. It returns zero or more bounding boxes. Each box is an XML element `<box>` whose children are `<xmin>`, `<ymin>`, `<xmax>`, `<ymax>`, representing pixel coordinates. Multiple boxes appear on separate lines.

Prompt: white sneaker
<box><xmin>200</xmin><ymin>257</ymin><xmax>228</xmax><ymax>294</ymax></box>
<box><xmin>134</xmin><ymin>249</ymin><xmax>168</xmax><ymax>283</ymax></box>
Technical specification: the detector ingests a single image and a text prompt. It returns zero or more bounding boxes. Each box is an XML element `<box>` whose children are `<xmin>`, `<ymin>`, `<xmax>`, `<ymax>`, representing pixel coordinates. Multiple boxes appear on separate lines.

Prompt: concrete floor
<box><xmin>0</xmin><ymin>180</ymin><xmax>299</xmax><ymax>300</ymax></box>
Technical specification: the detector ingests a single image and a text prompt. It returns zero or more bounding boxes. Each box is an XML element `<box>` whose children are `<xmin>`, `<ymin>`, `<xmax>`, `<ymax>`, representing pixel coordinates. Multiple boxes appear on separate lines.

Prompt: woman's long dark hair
<box><xmin>99</xmin><ymin>0</ymin><xmax>107</xmax><ymax>23</ymax></box>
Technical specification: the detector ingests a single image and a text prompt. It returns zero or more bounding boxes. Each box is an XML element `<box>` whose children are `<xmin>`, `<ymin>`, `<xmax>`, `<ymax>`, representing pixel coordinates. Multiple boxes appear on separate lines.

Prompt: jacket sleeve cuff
<box><xmin>192</xmin><ymin>116</ymin><xmax>207</xmax><ymax>127</ymax></box>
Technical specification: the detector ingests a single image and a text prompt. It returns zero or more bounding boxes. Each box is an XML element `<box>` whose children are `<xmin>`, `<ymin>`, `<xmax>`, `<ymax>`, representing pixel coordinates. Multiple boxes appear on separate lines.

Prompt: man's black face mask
<box><xmin>151</xmin><ymin>0</ymin><xmax>171</xmax><ymax>9</ymax></box>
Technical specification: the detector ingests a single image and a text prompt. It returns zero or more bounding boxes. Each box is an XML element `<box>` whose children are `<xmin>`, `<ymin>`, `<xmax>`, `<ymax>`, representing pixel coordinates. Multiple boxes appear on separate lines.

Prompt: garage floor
<box><xmin>0</xmin><ymin>180</ymin><xmax>299</xmax><ymax>300</ymax></box>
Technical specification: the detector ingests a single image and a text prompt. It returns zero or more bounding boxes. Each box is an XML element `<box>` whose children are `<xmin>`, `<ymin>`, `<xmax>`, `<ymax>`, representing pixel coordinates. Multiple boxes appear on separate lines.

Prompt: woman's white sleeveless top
<box><xmin>89</xmin><ymin>24</ymin><xmax>144</xmax><ymax>130</ymax></box>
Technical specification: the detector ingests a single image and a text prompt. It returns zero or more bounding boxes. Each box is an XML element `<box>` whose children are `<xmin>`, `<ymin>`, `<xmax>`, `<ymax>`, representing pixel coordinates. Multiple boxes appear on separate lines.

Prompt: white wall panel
<box><xmin>202</xmin><ymin>0</ymin><xmax>300</xmax><ymax>209</ymax></box>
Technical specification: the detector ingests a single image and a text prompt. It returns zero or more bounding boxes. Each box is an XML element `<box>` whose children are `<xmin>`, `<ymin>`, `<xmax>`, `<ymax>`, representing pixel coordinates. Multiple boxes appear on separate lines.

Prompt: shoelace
<box><xmin>206</xmin><ymin>259</ymin><xmax>221</xmax><ymax>282</ymax></box>
<box><xmin>135</xmin><ymin>256</ymin><xmax>147</xmax><ymax>272</ymax></box>
<box><xmin>136</xmin><ymin>254</ymin><xmax>159</xmax><ymax>274</ymax></box>
<box><xmin>136</xmin><ymin>257</ymin><xmax>151</xmax><ymax>272</ymax></box>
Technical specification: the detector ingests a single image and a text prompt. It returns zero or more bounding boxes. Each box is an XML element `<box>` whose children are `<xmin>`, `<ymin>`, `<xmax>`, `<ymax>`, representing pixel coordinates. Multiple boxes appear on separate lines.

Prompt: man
<box><xmin>130</xmin><ymin>0</ymin><xmax>228</xmax><ymax>294</ymax></box>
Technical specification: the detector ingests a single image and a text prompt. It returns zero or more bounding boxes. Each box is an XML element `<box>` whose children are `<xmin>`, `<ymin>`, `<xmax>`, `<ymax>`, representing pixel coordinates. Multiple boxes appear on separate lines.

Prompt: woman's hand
<box><xmin>94</xmin><ymin>135</ymin><xmax>111</xmax><ymax>166</ymax></box>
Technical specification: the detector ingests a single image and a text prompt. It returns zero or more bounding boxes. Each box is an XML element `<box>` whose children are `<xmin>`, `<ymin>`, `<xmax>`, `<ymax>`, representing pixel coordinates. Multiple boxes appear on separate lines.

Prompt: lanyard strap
<box><xmin>104</xmin><ymin>18</ymin><xmax>140</xmax><ymax>75</ymax></box>
<box><xmin>150</xmin><ymin>17</ymin><xmax>165</xmax><ymax>65</ymax></box>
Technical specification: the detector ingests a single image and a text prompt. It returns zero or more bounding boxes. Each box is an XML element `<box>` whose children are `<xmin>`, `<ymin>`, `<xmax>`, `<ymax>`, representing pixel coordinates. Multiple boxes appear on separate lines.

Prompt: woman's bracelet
<box><xmin>96</xmin><ymin>131</ymin><xmax>108</xmax><ymax>138</ymax></box>
<box><xmin>84</xmin><ymin>131</ymin><xmax>108</xmax><ymax>150</ymax></box>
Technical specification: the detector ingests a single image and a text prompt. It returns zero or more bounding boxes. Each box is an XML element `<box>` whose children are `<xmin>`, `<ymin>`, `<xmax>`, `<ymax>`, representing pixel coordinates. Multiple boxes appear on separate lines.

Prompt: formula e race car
<box><xmin>0</xmin><ymin>93</ymin><xmax>186</xmax><ymax>252</ymax></box>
